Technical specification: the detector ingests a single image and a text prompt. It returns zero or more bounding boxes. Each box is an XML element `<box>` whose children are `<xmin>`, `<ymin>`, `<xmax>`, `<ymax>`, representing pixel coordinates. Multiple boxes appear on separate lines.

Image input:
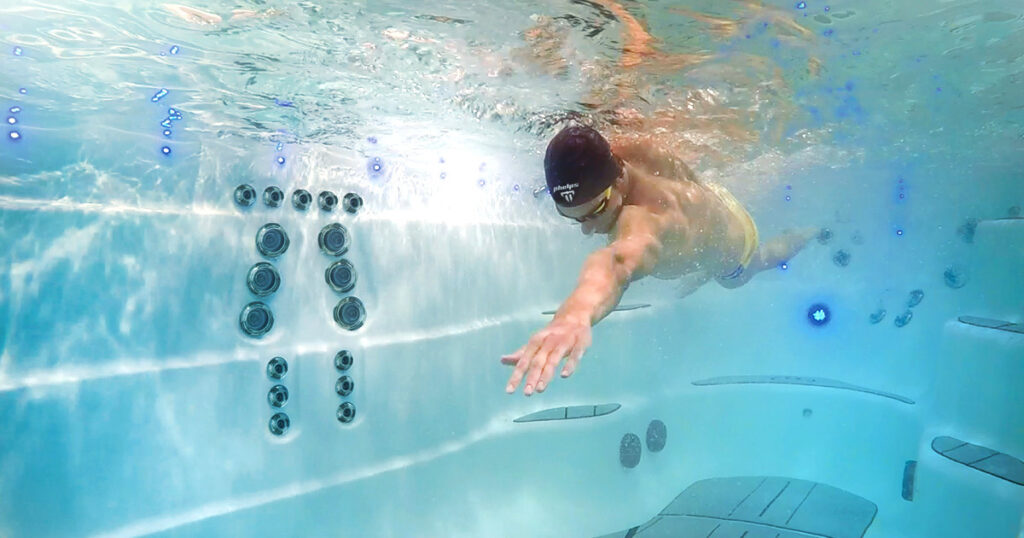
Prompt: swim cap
<box><xmin>544</xmin><ymin>125</ymin><xmax>621</xmax><ymax>207</ymax></box>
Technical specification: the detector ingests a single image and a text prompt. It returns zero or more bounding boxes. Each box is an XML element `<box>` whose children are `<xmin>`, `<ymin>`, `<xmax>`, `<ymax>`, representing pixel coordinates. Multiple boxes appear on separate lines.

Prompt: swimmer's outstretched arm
<box><xmin>502</xmin><ymin>207</ymin><xmax>663</xmax><ymax>396</ymax></box>
<box><xmin>591</xmin><ymin>0</ymin><xmax>655</xmax><ymax>67</ymax></box>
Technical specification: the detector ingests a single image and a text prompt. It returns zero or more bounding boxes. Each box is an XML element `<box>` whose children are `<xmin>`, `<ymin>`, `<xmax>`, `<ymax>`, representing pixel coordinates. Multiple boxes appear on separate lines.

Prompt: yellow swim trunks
<box><xmin>704</xmin><ymin>182</ymin><xmax>759</xmax><ymax>280</ymax></box>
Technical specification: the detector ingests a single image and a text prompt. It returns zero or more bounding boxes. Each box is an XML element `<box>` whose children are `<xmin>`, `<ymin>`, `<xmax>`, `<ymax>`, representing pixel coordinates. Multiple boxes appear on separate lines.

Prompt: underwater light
<box><xmin>807</xmin><ymin>303</ymin><xmax>831</xmax><ymax>327</ymax></box>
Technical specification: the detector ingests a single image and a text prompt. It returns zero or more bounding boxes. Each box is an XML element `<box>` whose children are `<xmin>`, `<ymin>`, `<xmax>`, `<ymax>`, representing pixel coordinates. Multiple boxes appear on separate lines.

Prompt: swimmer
<box><xmin>164</xmin><ymin>4</ymin><xmax>282</xmax><ymax>25</ymax></box>
<box><xmin>501</xmin><ymin>125</ymin><xmax>817</xmax><ymax>395</ymax></box>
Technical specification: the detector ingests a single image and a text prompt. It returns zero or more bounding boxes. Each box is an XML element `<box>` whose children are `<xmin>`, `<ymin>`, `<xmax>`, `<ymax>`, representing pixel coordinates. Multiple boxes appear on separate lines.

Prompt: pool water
<box><xmin>1</xmin><ymin>1</ymin><xmax>1022</xmax><ymax>537</ymax></box>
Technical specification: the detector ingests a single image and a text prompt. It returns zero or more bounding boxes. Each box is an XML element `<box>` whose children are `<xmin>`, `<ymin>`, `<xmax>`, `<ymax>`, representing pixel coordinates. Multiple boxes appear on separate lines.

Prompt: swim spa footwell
<box><xmin>595</xmin><ymin>476</ymin><xmax>877</xmax><ymax>538</ymax></box>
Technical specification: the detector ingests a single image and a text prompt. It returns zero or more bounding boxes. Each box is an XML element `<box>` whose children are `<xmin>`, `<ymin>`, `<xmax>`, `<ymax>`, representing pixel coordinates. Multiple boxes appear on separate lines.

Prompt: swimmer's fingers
<box><xmin>535</xmin><ymin>340</ymin><xmax>573</xmax><ymax>394</ymax></box>
<box><xmin>561</xmin><ymin>345</ymin><xmax>585</xmax><ymax>378</ymax></box>
<box><xmin>506</xmin><ymin>334</ymin><xmax>545</xmax><ymax>393</ymax></box>
<box><xmin>500</xmin><ymin>345</ymin><xmax>525</xmax><ymax>366</ymax></box>
<box><xmin>522</xmin><ymin>336</ymin><xmax>562</xmax><ymax>395</ymax></box>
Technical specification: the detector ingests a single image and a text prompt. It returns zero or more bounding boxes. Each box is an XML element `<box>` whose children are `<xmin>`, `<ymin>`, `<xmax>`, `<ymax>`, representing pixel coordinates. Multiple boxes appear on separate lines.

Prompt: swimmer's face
<box><xmin>556</xmin><ymin>183</ymin><xmax>623</xmax><ymax>236</ymax></box>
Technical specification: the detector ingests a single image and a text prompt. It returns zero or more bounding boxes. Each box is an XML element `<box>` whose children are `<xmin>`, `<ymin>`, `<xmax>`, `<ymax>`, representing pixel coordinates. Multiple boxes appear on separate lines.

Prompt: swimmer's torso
<box><xmin>610</xmin><ymin>164</ymin><xmax>749</xmax><ymax>280</ymax></box>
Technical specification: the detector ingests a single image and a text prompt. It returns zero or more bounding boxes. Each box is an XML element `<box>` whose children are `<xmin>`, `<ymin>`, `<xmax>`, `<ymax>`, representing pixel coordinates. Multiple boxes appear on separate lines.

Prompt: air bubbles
<box><xmin>896</xmin><ymin>229</ymin><xmax>904</xmax><ymax>236</ymax></box>
<box><xmin>170</xmin><ymin>45</ymin><xmax>180</xmax><ymax>55</ymax></box>
<box><xmin>151</xmin><ymin>88</ymin><xmax>168</xmax><ymax>102</ymax></box>
<box><xmin>276</xmin><ymin>142</ymin><xmax>284</xmax><ymax>151</ymax></box>
<box><xmin>779</xmin><ymin>262</ymin><xmax>789</xmax><ymax>270</ymax></box>
<box><xmin>8</xmin><ymin>131</ymin><xmax>21</xmax><ymax>141</ymax></box>
<box><xmin>18</xmin><ymin>88</ymin><xmax>27</xmax><ymax>94</ymax></box>
<box><xmin>796</xmin><ymin>1</ymin><xmax>807</xmax><ymax>9</ymax></box>
<box><xmin>944</xmin><ymin>265</ymin><xmax>968</xmax><ymax>289</ymax></box>
<box><xmin>161</xmin><ymin>146</ymin><xmax>171</xmax><ymax>155</ymax></box>
<box><xmin>167</xmin><ymin>108</ymin><xmax>183</xmax><ymax>120</ymax></box>
<box><xmin>785</xmin><ymin>195</ymin><xmax>792</xmax><ymax>202</ymax></box>
<box><xmin>276</xmin><ymin>156</ymin><xmax>285</xmax><ymax>166</ymax></box>
<box><xmin>163</xmin><ymin>129</ymin><xmax>172</xmax><ymax>137</ymax></box>
<box><xmin>13</xmin><ymin>46</ymin><xmax>23</xmax><ymax>56</ymax></box>
<box><xmin>832</xmin><ymin>249</ymin><xmax>850</xmax><ymax>267</ymax></box>
<box><xmin>513</xmin><ymin>184</ymin><xmax>520</xmax><ymax>192</ymax></box>
<box><xmin>478</xmin><ymin>179</ymin><xmax>486</xmax><ymax>187</ymax></box>
<box><xmin>160</xmin><ymin>118</ymin><xmax>172</xmax><ymax>128</ymax></box>
<box><xmin>6</xmin><ymin>117</ymin><xmax>15</xmax><ymax>125</ymax></box>
<box><xmin>9</xmin><ymin>106</ymin><xmax>21</xmax><ymax>114</ymax></box>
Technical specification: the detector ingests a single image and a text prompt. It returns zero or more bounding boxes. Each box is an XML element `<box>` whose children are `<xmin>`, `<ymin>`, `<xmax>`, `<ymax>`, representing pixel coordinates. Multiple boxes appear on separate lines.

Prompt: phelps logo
<box><xmin>552</xmin><ymin>182</ymin><xmax>579</xmax><ymax>204</ymax></box>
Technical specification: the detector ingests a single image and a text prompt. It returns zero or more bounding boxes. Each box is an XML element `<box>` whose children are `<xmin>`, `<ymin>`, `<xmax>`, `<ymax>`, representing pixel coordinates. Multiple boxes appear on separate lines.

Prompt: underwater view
<box><xmin>1</xmin><ymin>0</ymin><xmax>1022</xmax><ymax>536</ymax></box>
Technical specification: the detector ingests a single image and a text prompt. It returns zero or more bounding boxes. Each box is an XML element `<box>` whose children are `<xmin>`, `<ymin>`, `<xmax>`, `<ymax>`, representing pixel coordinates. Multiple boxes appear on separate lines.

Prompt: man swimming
<box><xmin>501</xmin><ymin>125</ymin><xmax>815</xmax><ymax>396</ymax></box>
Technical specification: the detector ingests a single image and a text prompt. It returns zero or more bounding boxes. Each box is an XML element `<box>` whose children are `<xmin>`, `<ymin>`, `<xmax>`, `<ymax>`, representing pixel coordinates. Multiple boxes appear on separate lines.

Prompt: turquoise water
<box><xmin>1</xmin><ymin>1</ymin><xmax>1022</xmax><ymax>537</ymax></box>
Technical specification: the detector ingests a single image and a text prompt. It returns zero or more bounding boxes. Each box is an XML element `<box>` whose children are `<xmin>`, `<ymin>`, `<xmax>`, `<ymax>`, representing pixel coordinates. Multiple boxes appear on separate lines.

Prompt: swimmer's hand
<box><xmin>501</xmin><ymin>318</ymin><xmax>591</xmax><ymax>396</ymax></box>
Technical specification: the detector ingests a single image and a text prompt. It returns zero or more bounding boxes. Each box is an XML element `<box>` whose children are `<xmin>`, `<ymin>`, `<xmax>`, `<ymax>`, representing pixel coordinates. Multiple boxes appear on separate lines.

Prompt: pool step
<box><xmin>957</xmin><ymin>316</ymin><xmax>1024</xmax><ymax>334</ymax></box>
<box><xmin>595</xmin><ymin>476</ymin><xmax>876</xmax><ymax>538</ymax></box>
<box><xmin>931</xmin><ymin>436</ymin><xmax>1024</xmax><ymax>486</ymax></box>
<box><xmin>513</xmin><ymin>403</ymin><xmax>621</xmax><ymax>423</ymax></box>
<box><xmin>692</xmin><ymin>375</ymin><xmax>914</xmax><ymax>404</ymax></box>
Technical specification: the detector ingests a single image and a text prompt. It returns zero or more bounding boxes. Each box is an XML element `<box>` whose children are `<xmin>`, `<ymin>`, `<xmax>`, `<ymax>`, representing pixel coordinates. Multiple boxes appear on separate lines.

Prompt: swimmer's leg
<box><xmin>718</xmin><ymin>227</ymin><xmax>817</xmax><ymax>289</ymax></box>
<box><xmin>164</xmin><ymin>4</ymin><xmax>223</xmax><ymax>25</ymax></box>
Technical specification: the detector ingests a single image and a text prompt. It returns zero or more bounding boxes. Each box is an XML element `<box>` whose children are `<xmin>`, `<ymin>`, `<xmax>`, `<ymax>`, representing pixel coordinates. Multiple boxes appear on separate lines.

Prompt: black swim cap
<box><xmin>544</xmin><ymin>125</ymin><xmax>621</xmax><ymax>207</ymax></box>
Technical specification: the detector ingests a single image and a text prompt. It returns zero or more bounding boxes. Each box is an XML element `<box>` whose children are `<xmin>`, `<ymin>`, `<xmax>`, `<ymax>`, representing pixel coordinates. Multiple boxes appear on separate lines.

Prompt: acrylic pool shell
<box><xmin>1</xmin><ymin>1</ymin><xmax>1023</xmax><ymax>537</ymax></box>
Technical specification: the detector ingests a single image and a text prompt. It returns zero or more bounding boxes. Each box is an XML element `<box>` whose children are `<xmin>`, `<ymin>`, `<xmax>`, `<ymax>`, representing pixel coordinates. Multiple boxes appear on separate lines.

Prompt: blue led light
<box><xmin>170</xmin><ymin>45</ymin><xmax>180</xmax><ymax>55</ymax></box>
<box><xmin>13</xmin><ymin>46</ymin><xmax>23</xmax><ymax>56</ymax></box>
<box><xmin>9</xmin><ymin>106</ymin><xmax>21</xmax><ymax>114</ymax></box>
<box><xmin>807</xmin><ymin>303</ymin><xmax>831</xmax><ymax>326</ymax></box>
<box><xmin>276</xmin><ymin>156</ymin><xmax>286</xmax><ymax>165</ymax></box>
<box><xmin>163</xmin><ymin>129</ymin><xmax>172</xmax><ymax>137</ymax></box>
<box><xmin>161</xmin><ymin>146</ymin><xmax>171</xmax><ymax>155</ymax></box>
<box><xmin>6</xmin><ymin>117</ymin><xmax>15</xmax><ymax>125</ymax></box>
<box><xmin>8</xmin><ymin>130</ymin><xmax>21</xmax><ymax>141</ymax></box>
<box><xmin>151</xmin><ymin>88</ymin><xmax>168</xmax><ymax>102</ymax></box>
<box><xmin>796</xmin><ymin>2</ymin><xmax>806</xmax><ymax>9</ymax></box>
